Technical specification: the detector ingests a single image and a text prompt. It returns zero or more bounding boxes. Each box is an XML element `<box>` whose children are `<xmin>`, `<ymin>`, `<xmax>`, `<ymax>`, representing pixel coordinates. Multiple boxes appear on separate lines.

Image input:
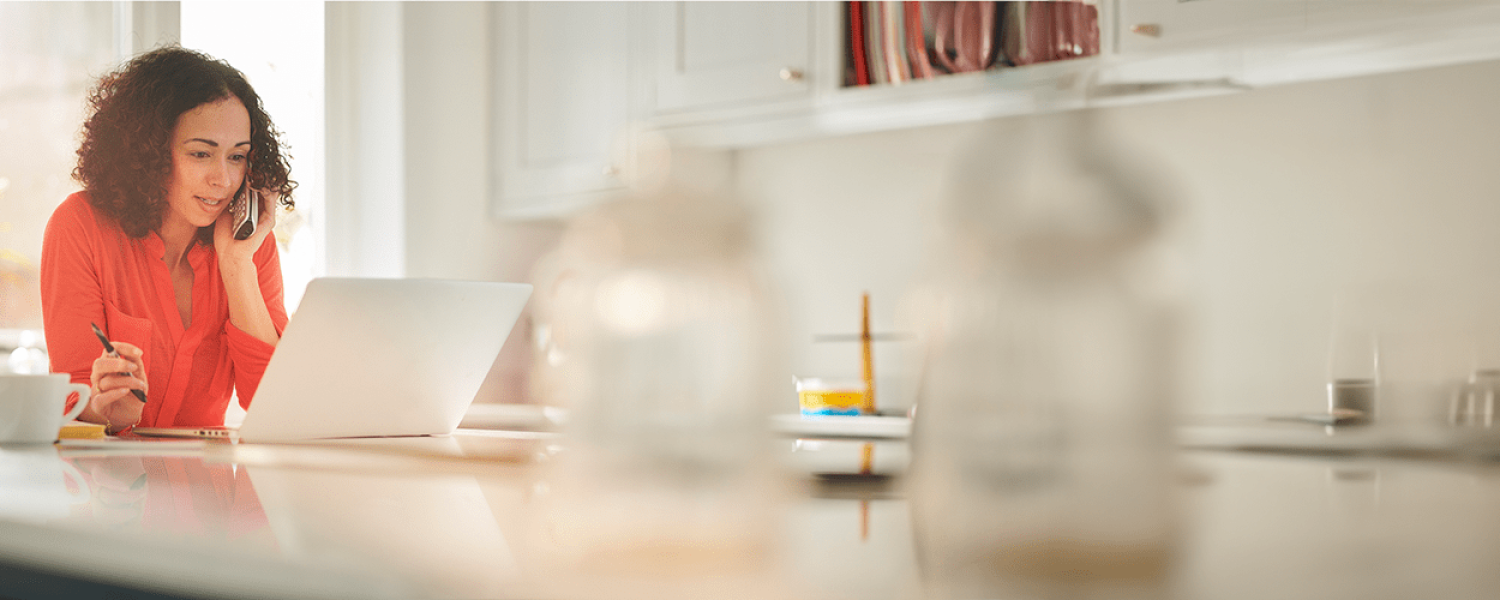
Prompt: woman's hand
<box><xmin>213</xmin><ymin>188</ymin><xmax>282</xmax><ymax>347</ymax></box>
<box><xmin>85</xmin><ymin>341</ymin><xmax>147</xmax><ymax>432</ymax></box>
<box><xmin>213</xmin><ymin>188</ymin><xmax>278</xmax><ymax>266</ymax></box>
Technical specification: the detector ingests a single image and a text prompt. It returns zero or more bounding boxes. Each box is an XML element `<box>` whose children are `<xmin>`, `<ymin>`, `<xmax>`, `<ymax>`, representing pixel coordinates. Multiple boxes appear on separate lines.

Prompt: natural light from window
<box><xmin>181</xmin><ymin>1</ymin><xmax>325</xmax><ymax>315</ymax></box>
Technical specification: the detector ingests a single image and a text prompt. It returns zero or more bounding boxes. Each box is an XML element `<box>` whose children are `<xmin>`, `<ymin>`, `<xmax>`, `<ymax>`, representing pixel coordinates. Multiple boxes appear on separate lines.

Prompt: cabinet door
<box><xmin>492</xmin><ymin>2</ymin><xmax>632</xmax><ymax>219</ymax></box>
<box><xmin>649</xmin><ymin>1</ymin><xmax>814</xmax><ymax>115</ymax></box>
<box><xmin>1118</xmin><ymin>0</ymin><xmax>1307</xmax><ymax>53</ymax></box>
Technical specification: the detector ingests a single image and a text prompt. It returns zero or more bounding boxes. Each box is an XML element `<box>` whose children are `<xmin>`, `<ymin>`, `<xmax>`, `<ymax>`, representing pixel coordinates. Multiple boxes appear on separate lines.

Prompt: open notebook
<box><xmin>133</xmin><ymin>278</ymin><xmax>532</xmax><ymax>443</ymax></box>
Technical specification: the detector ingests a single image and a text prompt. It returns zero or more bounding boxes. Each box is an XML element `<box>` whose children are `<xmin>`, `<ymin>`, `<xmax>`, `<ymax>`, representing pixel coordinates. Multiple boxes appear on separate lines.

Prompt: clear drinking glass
<box><xmin>1325</xmin><ymin>312</ymin><xmax>1379</xmax><ymax>424</ymax></box>
<box><xmin>1452</xmin><ymin>312</ymin><xmax>1500</xmax><ymax>432</ymax></box>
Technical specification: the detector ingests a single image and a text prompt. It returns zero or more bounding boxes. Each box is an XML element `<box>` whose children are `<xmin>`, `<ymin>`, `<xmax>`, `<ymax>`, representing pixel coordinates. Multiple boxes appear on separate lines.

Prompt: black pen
<box><xmin>90</xmin><ymin>322</ymin><xmax>148</xmax><ymax>404</ymax></box>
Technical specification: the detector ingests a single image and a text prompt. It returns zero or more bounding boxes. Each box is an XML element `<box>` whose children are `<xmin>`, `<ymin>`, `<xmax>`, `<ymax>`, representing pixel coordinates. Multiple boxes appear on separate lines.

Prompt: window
<box><xmin>0</xmin><ymin>2</ymin><xmax>116</xmax><ymax>364</ymax></box>
<box><xmin>182</xmin><ymin>1</ymin><xmax>326</xmax><ymax>313</ymax></box>
<box><xmin>0</xmin><ymin>2</ymin><xmax>324</xmax><ymax>383</ymax></box>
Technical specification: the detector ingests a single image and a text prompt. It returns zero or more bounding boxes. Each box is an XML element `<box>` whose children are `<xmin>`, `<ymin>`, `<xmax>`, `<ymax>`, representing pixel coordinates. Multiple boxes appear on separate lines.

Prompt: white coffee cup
<box><xmin>0</xmin><ymin>373</ymin><xmax>90</xmax><ymax>444</ymax></box>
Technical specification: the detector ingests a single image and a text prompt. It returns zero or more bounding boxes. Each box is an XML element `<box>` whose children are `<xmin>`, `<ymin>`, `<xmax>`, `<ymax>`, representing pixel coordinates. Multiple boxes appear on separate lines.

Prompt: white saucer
<box><xmin>770</xmin><ymin>414</ymin><xmax>911</xmax><ymax>439</ymax></box>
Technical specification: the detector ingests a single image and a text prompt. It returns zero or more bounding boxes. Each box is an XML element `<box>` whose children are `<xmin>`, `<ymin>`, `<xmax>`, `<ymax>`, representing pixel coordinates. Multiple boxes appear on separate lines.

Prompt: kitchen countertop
<box><xmin>2</xmin><ymin>425</ymin><xmax>1499</xmax><ymax>599</ymax></box>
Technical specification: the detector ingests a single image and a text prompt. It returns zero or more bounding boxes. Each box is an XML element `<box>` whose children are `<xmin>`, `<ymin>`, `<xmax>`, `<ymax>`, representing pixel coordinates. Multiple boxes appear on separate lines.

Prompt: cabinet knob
<box><xmin>779</xmin><ymin>67</ymin><xmax>804</xmax><ymax>82</ymax></box>
<box><xmin>1131</xmin><ymin>23</ymin><xmax>1162</xmax><ymax>38</ymax></box>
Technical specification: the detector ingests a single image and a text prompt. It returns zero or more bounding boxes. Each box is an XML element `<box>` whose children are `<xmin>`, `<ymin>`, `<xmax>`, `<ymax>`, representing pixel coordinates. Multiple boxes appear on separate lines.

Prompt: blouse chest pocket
<box><xmin>103</xmin><ymin>301</ymin><xmax>154</xmax><ymax>374</ymax></box>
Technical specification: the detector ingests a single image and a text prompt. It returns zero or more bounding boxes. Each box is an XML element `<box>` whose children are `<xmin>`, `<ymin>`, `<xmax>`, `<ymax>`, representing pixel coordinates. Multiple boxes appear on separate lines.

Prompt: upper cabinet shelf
<box><xmin>638</xmin><ymin>0</ymin><xmax>1500</xmax><ymax>149</ymax></box>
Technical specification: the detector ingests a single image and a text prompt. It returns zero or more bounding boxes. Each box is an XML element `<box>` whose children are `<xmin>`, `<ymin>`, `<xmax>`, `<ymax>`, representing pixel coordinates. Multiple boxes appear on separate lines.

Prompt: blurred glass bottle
<box><xmin>529</xmin><ymin>144</ymin><xmax>789</xmax><ymax>600</ymax></box>
<box><xmin>905</xmin><ymin>108</ymin><xmax>1181</xmax><ymax>600</ymax></box>
<box><xmin>8</xmin><ymin>330</ymin><xmax>49</xmax><ymax>374</ymax></box>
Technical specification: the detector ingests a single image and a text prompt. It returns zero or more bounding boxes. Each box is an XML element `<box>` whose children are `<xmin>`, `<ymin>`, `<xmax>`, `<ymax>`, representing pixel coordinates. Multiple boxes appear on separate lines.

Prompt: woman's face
<box><xmin>162</xmin><ymin>96</ymin><xmax>251</xmax><ymax>233</ymax></box>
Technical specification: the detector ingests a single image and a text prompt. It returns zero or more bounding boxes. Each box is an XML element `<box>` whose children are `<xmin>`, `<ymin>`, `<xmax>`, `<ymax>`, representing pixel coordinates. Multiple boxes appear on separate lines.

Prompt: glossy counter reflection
<box><xmin>4</xmin><ymin>434</ymin><xmax>1500</xmax><ymax>599</ymax></box>
<box><xmin>1173</xmin><ymin>453</ymin><xmax>1500</xmax><ymax>600</ymax></box>
<box><xmin>1</xmin><ymin>435</ymin><xmax>543</xmax><ymax>599</ymax></box>
<box><xmin>66</xmin><ymin>453</ymin><xmax>270</xmax><ymax>544</ymax></box>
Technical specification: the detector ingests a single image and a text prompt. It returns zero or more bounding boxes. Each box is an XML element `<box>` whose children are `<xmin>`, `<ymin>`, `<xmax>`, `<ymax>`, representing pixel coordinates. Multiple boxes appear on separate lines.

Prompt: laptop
<box><xmin>133</xmin><ymin>277</ymin><xmax>533</xmax><ymax>443</ymax></box>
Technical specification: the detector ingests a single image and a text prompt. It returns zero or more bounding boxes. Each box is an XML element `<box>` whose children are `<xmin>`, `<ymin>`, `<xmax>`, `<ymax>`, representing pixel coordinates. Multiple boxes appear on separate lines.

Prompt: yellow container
<box><xmin>795</xmin><ymin>378</ymin><xmax>865</xmax><ymax>416</ymax></box>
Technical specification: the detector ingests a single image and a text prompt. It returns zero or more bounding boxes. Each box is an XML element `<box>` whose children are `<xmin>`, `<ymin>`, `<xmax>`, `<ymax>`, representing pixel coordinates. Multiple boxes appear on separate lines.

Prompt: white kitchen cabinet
<box><xmin>1303</xmin><ymin>1</ymin><xmax>1437</xmax><ymax>30</ymax></box>
<box><xmin>1112</xmin><ymin>0</ymin><xmax>1500</xmax><ymax>89</ymax></box>
<box><xmin>489</xmin><ymin>1</ymin><xmax>1500</xmax><ymax>214</ymax></box>
<box><xmin>1115</xmin><ymin>0</ymin><xmax>1307</xmax><ymax>55</ymax></box>
<box><xmin>649</xmin><ymin>0</ymin><xmax>1500</xmax><ymax>149</ymax></box>
<box><xmin>645</xmin><ymin>2</ymin><xmax>1108</xmax><ymax>148</ymax></box>
<box><xmin>490</xmin><ymin>2</ymin><xmax>635</xmax><ymax>220</ymax></box>
<box><xmin>1112</xmin><ymin>0</ymin><xmax>1500</xmax><ymax>62</ymax></box>
<box><xmin>642</xmin><ymin>1</ymin><xmax>816</xmax><ymax>118</ymax></box>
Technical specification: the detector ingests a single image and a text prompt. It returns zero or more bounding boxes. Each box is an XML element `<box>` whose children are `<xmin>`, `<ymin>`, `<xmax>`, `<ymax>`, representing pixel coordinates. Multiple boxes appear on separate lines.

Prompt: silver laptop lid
<box><xmin>237</xmin><ymin>278</ymin><xmax>532</xmax><ymax>443</ymax></box>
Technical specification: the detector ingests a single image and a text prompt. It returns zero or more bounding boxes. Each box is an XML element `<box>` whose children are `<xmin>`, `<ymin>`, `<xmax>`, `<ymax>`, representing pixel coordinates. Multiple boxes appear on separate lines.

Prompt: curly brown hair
<box><xmin>73</xmin><ymin>46</ymin><xmax>296</xmax><ymax>246</ymax></box>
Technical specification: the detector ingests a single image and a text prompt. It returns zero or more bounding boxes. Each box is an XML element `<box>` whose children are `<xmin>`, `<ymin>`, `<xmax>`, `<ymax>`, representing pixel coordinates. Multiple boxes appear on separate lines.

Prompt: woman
<box><xmin>41</xmin><ymin>46</ymin><xmax>296</xmax><ymax>434</ymax></box>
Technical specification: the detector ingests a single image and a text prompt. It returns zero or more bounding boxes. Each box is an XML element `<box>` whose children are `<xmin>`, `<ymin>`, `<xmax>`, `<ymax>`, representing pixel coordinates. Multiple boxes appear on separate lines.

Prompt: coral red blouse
<box><xmin>40</xmin><ymin>192</ymin><xmax>287</xmax><ymax>427</ymax></box>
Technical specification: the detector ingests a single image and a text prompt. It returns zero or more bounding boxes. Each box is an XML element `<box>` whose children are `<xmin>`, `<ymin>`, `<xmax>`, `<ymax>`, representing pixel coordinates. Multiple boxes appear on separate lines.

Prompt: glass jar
<box><xmin>530</xmin><ymin>164</ymin><xmax>790</xmax><ymax>600</ymax></box>
<box><xmin>906</xmin><ymin>108</ymin><xmax>1182</xmax><ymax>600</ymax></box>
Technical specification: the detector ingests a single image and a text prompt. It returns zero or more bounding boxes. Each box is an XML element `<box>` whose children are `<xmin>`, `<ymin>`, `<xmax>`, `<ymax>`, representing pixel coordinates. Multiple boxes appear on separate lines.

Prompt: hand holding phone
<box><xmin>231</xmin><ymin>186</ymin><xmax>258</xmax><ymax>241</ymax></box>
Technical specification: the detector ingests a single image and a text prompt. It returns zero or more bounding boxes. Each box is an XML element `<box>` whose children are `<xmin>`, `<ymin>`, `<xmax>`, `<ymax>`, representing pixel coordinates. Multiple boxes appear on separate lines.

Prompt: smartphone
<box><xmin>231</xmin><ymin>185</ymin><xmax>257</xmax><ymax>241</ymax></box>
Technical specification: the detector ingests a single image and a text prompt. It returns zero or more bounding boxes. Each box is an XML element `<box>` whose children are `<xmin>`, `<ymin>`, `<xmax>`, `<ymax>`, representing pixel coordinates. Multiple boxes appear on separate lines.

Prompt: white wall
<box><xmin>737</xmin><ymin>58</ymin><xmax>1500</xmax><ymax>416</ymax></box>
<box><xmin>736</xmin><ymin>124</ymin><xmax>954</xmax><ymax>414</ymax></box>
<box><xmin>400</xmin><ymin>3</ymin><xmax>563</xmax><ymax>404</ymax></box>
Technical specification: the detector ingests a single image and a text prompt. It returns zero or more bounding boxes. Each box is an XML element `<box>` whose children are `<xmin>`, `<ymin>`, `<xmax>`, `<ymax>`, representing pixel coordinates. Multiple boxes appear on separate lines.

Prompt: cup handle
<box><xmin>65</xmin><ymin>383</ymin><xmax>90</xmax><ymax>422</ymax></box>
